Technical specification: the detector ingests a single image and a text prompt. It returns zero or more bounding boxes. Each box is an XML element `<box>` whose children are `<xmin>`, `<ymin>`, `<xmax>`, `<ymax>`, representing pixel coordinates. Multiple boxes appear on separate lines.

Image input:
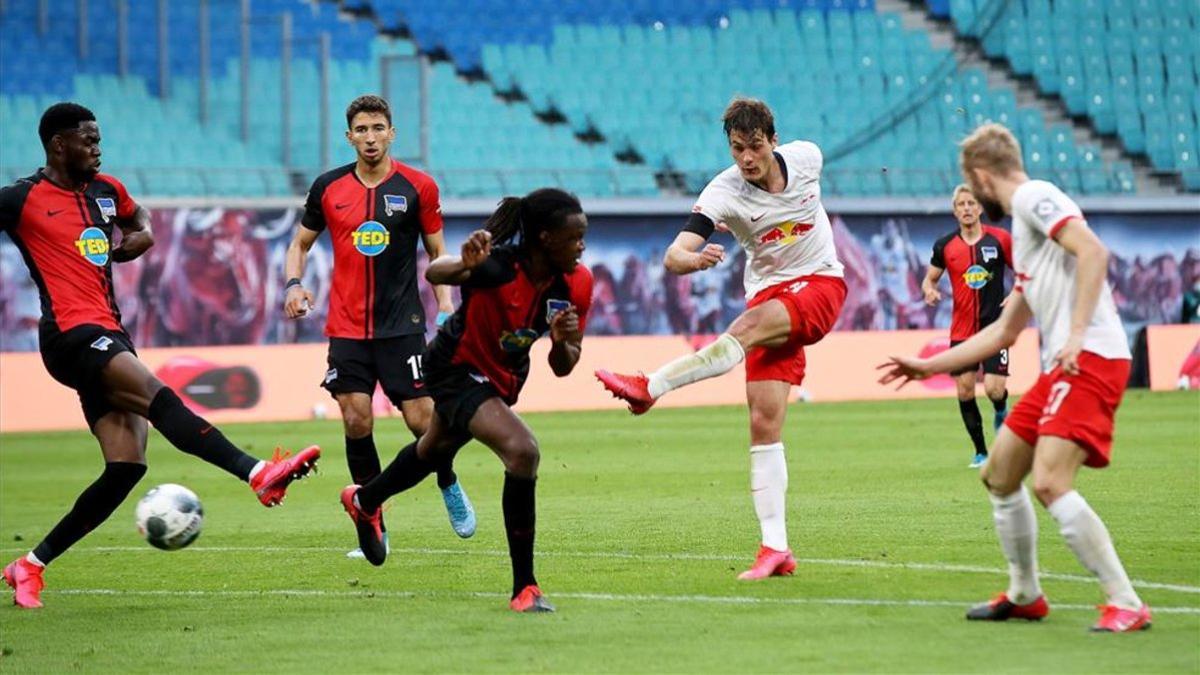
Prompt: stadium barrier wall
<box><xmin>1146</xmin><ymin>324</ymin><xmax>1200</xmax><ymax>391</ymax></box>
<box><xmin>0</xmin><ymin>328</ymin><xmax>1041</xmax><ymax>433</ymax></box>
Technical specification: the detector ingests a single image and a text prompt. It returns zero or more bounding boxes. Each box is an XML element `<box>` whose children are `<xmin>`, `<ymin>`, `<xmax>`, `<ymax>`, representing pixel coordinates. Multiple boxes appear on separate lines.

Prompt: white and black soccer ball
<box><xmin>135</xmin><ymin>484</ymin><xmax>204</xmax><ymax>551</ymax></box>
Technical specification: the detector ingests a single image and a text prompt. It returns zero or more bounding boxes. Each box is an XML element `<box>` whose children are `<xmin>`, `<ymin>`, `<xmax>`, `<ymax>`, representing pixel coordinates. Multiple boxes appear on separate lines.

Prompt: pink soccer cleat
<box><xmin>594</xmin><ymin>369</ymin><xmax>656</xmax><ymax>415</ymax></box>
<box><xmin>250</xmin><ymin>445</ymin><xmax>321</xmax><ymax>507</ymax></box>
<box><xmin>1090</xmin><ymin>604</ymin><xmax>1151</xmax><ymax>632</ymax></box>
<box><xmin>510</xmin><ymin>585</ymin><xmax>555</xmax><ymax>613</ymax></box>
<box><xmin>737</xmin><ymin>545</ymin><xmax>797</xmax><ymax>580</ymax></box>
<box><xmin>3</xmin><ymin>557</ymin><xmax>45</xmax><ymax>609</ymax></box>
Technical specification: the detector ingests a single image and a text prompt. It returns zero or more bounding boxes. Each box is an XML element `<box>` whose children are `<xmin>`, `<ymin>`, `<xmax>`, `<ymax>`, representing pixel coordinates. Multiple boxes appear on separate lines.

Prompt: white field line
<box><xmin>44</xmin><ymin>587</ymin><xmax>1200</xmax><ymax>614</ymax></box>
<box><xmin>4</xmin><ymin>545</ymin><xmax>1197</xmax><ymax>596</ymax></box>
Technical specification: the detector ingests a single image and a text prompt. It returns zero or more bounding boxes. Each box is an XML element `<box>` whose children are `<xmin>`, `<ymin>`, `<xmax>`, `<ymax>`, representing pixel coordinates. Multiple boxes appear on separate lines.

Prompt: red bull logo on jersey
<box><xmin>499</xmin><ymin>328</ymin><xmax>539</xmax><ymax>352</ymax></box>
<box><xmin>757</xmin><ymin>220</ymin><xmax>813</xmax><ymax>246</ymax></box>
<box><xmin>74</xmin><ymin>227</ymin><xmax>110</xmax><ymax>266</ymax></box>
<box><xmin>352</xmin><ymin>221</ymin><xmax>390</xmax><ymax>256</ymax></box>
<box><xmin>963</xmin><ymin>264</ymin><xmax>991</xmax><ymax>289</ymax></box>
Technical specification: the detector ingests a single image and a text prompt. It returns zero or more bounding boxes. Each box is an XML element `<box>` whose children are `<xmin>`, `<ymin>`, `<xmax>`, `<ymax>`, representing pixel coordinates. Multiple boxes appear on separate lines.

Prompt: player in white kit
<box><xmin>878</xmin><ymin>123</ymin><xmax>1150</xmax><ymax>633</ymax></box>
<box><xmin>596</xmin><ymin>99</ymin><xmax>847</xmax><ymax>579</ymax></box>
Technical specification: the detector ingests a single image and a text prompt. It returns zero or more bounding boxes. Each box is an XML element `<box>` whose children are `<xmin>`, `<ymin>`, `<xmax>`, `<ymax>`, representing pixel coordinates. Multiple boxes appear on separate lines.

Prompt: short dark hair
<box><xmin>345</xmin><ymin>95</ymin><xmax>392</xmax><ymax>128</ymax></box>
<box><xmin>39</xmin><ymin>102</ymin><xmax>96</xmax><ymax>149</ymax></box>
<box><xmin>722</xmin><ymin>97</ymin><xmax>775</xmax><ymax>140</ymax></box>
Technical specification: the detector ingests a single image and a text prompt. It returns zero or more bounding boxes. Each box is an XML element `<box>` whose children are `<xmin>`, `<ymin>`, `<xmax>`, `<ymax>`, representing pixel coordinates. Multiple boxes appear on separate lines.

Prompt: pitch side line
<box><xmin>44</xmin><ymin>588</ymin><xmax>1200</xmax><ymax>614</ymax></box>
<box><xmin>5</xmin><ymin>545</ymin><xmax>1199</xmax><ymax>595</ymax></box>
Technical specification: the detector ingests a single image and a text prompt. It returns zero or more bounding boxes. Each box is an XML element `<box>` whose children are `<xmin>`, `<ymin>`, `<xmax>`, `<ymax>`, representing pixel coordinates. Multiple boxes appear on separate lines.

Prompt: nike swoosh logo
<box><xmin>47</xmin><ymin>209</ymin><xmax>65</xmax><ymax>217</ymax></box>
<box><xmin>199</xmin><ymin>426</ymin><xmax>213</xmax><ymax>436</ymax></box>
<box><xmin>750</xmin><ymin>212</ymin><xmax>767</xmax><ymax>222</ymax></box>
<box><xmin>413</xmin><ymin>382</ymin><xmax>425</xmax><ymax>389</ymax></box>
<box><xmin>334</xmin><ymin>203</ymin><xmax>350</xmax><ymax>210</ymax></box>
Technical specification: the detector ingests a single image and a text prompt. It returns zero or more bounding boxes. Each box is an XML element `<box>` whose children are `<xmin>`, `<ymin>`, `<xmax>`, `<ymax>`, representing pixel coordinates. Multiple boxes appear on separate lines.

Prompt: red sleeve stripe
<box><xmin>1048</xmin><ymin>215</ymin><xmax>1077</xmax><ymax>239</ymax></box>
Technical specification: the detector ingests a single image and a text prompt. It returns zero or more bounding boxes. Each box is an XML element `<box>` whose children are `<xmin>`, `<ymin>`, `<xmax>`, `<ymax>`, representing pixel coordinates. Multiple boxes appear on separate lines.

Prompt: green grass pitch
<box><xmin>0</xmin><ymin>391</ymin><xmax>1197</xmax><ymax>673</ymax></box>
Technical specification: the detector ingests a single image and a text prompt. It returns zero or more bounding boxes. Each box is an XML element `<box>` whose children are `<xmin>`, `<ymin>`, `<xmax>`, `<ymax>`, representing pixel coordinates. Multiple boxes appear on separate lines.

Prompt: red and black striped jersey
<box><xmin>930</xmin><ymin>224</ymin><xmax>1013</xmax><ymax>341</ymax></box>
<box><xmin>301</xmin><ymin>159</ymin><xmax>442</xmax><ymax>340</ymax></box>
<box><xmin>427</xmin><ymin>246</ymin><xmax>593</xmax><ymax>403</ymax></box>
<box><xmin>0</xmin><ymin>170</ymin><xmax>137</xmax><ymax>333</ymax></box>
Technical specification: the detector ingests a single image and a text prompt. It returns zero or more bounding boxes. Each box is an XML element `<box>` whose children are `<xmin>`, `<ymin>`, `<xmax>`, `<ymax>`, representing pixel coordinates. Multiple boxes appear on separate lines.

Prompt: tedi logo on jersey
<box><xmin>499</xmin><ymin>328</ymin><xmax>539</xmax><ymax>353</ymax></box>
<box><xmin>74</xmin><ymin>227</ymin><xmax>110</xmax><ymax>266</ymax></box>
<box><xmin>95</xmin><ymin>197</ymin><xmax>117</xmax><ymax>223</ymax></box>
<box><xmin>383</xmin><ymin>194</ymin><xmax>407</xmax><ymax>216</ymax></box>
<box><xmin>757</xmin><ymin>220</ymin><xmax>813</xmax><ymax>246</ymax></box>
<box><xmin>963</xmin><ymin>264</ymin><xmax>991</xmax><ymax>289</ymax></box>
<box><xmin>352</xmin><ymin>221</ymin><xmax>390</xmax><ymax>256</ymax></box>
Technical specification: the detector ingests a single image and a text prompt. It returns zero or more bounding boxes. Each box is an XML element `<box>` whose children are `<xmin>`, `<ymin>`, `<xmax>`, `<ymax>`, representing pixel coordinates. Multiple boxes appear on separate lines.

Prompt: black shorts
<box><xmin>949</xmin><ymin>340</ymin><xmax>1010</xmax><ymax>377</ymax></box>
<box><xmin>39</xmin><ymin>323</ymin><xmax>136</xmax><ymax>430</ymax></box>
<box><xmin>423</xmin><ymin>362</ymin><xmax>502</xmax><ymax>437</ymax></box>
<box><xmin>322</xmin><ymin>334</ymin><xmax>429</xmax><ymax>407</ymax></box>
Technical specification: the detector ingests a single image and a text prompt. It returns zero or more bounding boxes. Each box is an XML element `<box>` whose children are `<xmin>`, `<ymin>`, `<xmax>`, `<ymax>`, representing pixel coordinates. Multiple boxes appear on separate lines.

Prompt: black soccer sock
<box><xmin>958</xmin><ymin>398</ymin><xmax>988</xmax><ymax>456</ymax></box>
<box><xmin>32</xmin><ymin>462</ymin><xmax>147</xmax><ymax>565</ymax></box>
<box><xmin>356</xmin><ymin>441</ymin><xmax>434</xmax><ymax>513</ymax></box>
<box><xmin>147</xmin><ymin>388</ymin><xmax>259</xmax><ymax>481</ymax></box>
<box><xmin>345</xmin><ymin>434</ymin><xmax>382</xmax><ymax>485</ymax></box>
<box><xmin>503</xmin><ymin>472</ymin><xmax>538</xmax><ymax>598</ymax></box>
<box><xmin>435</xmin><ymin>462</ymin><xmax>458</xmax><ymax>490</ymax></box>
<box><xmin>992</xmin><ymin>390</ymin><xmax>1009</xmax><ymax>414</ymax></box>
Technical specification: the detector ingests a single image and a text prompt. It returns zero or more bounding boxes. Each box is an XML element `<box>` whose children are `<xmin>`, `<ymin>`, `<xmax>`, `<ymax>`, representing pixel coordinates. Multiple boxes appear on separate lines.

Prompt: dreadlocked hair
<box><xmin>483</xmin><ymin>188</ymin><xmax>582</xmax><ymax>249</ymax></box>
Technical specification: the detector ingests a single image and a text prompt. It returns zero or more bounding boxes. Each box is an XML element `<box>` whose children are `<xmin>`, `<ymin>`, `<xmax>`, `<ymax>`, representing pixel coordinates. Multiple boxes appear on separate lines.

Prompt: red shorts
<box><xmin>744</xmin><ymin>274</ymin><xmax>847</xmax><ymax>384</ymax></box>
<box><xmin>1004</xmin><ymin>351</ymin><xmax>1131</xmax><ymax>468</ymax></box>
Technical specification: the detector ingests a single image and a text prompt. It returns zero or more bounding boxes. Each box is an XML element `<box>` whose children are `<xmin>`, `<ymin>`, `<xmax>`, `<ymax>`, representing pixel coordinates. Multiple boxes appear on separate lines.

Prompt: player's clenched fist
<box><xmin>284</xmin><ymin>284</ymin><xmax>315</xmax><ymax>319</ymax></box>
<box><xmin>694</xmin><ymin>243</ymin><xmax>725</xmax><ymax>271</ymax></box>
<box><xmin>549</xmin><ymin>306</ymin><xmax>581</xmax><ymax>344</ymax></box>
<box><xmin>461</xmin><ymin>230</ymin><xmax>492</xmax><ymax>269</ymax></box>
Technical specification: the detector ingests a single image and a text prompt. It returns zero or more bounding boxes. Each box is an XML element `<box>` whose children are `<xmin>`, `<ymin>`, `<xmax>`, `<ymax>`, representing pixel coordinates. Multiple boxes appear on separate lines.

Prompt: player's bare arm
<box><xmin>282</xmin><ymin>224</ymin><xmax>319</xmax><ymax>318</ymax></box>
<box><xmin>921</xmin><ymin>265</ymin><xmax>944</xmax><ymax>305</ymax></box>
<box><xmin>664</xmin><ymin>230</ymin><xmax>725</xmax><ymax>275</ymax></box>
<box><xmin>426</xmin><ymin>229</ymin><xmax>492</xmax><ymax>285</ymax></box>
<box><xmin>110</xmin><ymin>205</ymin><xmax>153</xmax><ymax>263</ymax></box>
<box><xmin>878</xmin><ymin>293</ymin><xmax>1032</xmax><ymax>388</ymax></box>
<box><xmin>1052</xmin><ymin>217</ymin><xmax>1109</xmax><ymax>375</ymax></box>
<box><xmin>548</xmin><ymin>306</ymin><xmax>583</xmax><ymax>377</ymax></box>
<box><xmin>421</xmin><ymin>229</ymin><xmax>456</xmax><ymax>315</ymax></box>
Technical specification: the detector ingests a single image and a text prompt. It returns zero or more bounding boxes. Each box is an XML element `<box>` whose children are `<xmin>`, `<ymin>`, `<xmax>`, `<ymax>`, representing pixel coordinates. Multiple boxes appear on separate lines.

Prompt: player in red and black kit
<box><xmin>284</xmin><ymin>96</ymin><xmax>475</xmax><ymax>557</ymax></box>
<box><xmin>0</xmin><ymin>103</ymin><xmax>320</xmax><ymax>609</ymax></box>
<box><xmin>922</xmin><ymin>184</ymin><xmax>1013</xmax><ymax>468</ymax></box>
<box><xmin>340</xmin><ymin>188</ymin><xmax>592</xmax><ymax>613</ymax></box>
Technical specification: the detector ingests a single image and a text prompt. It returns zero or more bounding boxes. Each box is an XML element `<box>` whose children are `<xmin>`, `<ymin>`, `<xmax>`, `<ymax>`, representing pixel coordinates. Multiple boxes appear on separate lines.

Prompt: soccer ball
<box><xmin>135</xmin><ymin>484</ymin><xmax>204</xmax><ymax>551</ymax></box>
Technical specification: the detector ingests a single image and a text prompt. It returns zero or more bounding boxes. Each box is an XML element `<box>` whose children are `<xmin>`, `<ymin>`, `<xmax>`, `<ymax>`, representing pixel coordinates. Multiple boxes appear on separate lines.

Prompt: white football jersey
<box><xmin>1010</xmin><ymin>180</ymin><xmax>1130</xmax><ymax>371</ymax></box>
<box><xmin>692</xmin><ymin>140</ymin><xmax>844</xmax><ymax>299</ymax></box>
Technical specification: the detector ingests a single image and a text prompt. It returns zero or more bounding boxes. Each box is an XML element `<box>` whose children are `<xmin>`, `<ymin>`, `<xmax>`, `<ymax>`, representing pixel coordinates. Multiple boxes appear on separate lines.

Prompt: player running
<box><xmin>595</xmin><ymin>98</ymin><xmax>846</xmax><ymax>580</ymax></box>
<box><xmin>340</xmin><ymin>188</ymin><xmax>591</xmax><ymax>613</ymax></box>
<box><xmin>284</xmin><ymin>95</ymin><xmax>475</xmax><ymax>557</ymax></box>
<box><xmin>0</xmin><ymin>103</ymin><xmax>319</xmax><ymax>609</ymax></box>
<box><xmin>921</xmin><ymin>185</ymin><xmax>1013</xmax><ymax>468</ymax></box>
<box><xmin>879</xmin><ymin>123</ymin><xmax>1150</xmax><ymax>633</ymax></box>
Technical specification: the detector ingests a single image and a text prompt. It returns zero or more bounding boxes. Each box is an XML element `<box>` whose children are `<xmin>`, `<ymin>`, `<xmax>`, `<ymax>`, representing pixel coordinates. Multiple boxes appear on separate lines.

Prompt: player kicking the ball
<box><xmin>879</xmin><ymin>123</ymin><xmax>1150</xmax><ymax>633</ymax></box>
<box><xmin>596</xmin><ymin>98</ymin><xmax>846</xmax><ymax>580</ymax></box>
<box><xmin>0</xmin><ymin>103</ymin><xmax>319</xmax><ymax>609</ymax></box>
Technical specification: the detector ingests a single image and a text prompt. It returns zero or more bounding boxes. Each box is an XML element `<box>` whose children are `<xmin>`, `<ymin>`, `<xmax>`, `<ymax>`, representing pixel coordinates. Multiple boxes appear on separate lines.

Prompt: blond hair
<box><xmin>959</xmin><ymin>123</ymin><xmax>1024</xmax><ymax>176</ymax></box>
<box><xmin>951</xmin><ymin>183</ymin><xmax>975</xmax><ymax>205</ymax></box>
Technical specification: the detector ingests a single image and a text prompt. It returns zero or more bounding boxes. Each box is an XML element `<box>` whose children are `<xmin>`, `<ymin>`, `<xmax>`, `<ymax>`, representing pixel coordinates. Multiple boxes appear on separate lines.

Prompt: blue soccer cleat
<box><xmin>441</xmin><ymin>481</ymin><xmax>476</xmax><ymax>538</ymax></box>
<box><xmin>993</xmin><ymin>408</ymin><xmax>1009</xmax><ymax>432</ymax></box>
<box><xmin>969</xmin><ymin>453</ymin><xmax>988</xmax><ymax>468</ymax></box>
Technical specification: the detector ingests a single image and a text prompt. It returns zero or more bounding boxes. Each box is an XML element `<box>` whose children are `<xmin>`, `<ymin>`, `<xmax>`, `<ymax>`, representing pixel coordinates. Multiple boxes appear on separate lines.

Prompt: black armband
<box><xmin>683</xmin><ymin>212</ymin><xmax>716</xmax><ymax>240</ymax></box>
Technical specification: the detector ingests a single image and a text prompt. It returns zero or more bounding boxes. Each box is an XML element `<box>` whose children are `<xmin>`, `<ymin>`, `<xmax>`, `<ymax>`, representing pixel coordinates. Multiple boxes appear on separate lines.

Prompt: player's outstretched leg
<box><xmin>1034</xmin><ymin>438</ymin><xmax>1150</xmax><ymax>632</ymax></box>
<box><xmin>596</xmin><ymin>333</ymin><xmax>746</xmax><ymax>414</ymax></box>
<box><xmin>6</xmin><ymin>412</ymin><xmax>148</xmax><ymax>609</ymax></box>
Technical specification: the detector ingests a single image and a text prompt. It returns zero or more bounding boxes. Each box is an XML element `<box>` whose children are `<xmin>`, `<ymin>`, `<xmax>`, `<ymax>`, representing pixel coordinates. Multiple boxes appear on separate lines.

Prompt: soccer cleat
<box><xmin>346</xmin><ymin>532</ymin><xmax>390</xmax><ymax>560</ymax></box>
<box><xmin>993</xmin><ymin>408</ymin><xmax>1008</xmax><ymax>432</ymax></box>
<box><xmin>250</xmin><ymin>445</ymin><xmax>321</xmax><ymax>507</ymax></box>
<box><xmin>594</xmin><ymin>369</ymin><xmax>656</xmax><ymax>415</ymax></box>
<box><xmin>1090</xmin><ymin>604</ymin><xmax>1152</xmax><ymax>632</ymax></box>
<box><xmin>441</xmin><ymin>481</ymin><xmax>477</xmax><ymax>538</ymax></box>
<box><xmin>966</xmin><ymin>593</ymin><xmax>1049</xmax><ymax>621</ymax></box>
<box><xmin>969</xmin><ymin>453</ymin><xmax>988</xmax><ymax>468</ymax></box>
<box><xmin>737</xmin><ymin>545</ymin><xmax>797</xmax><ymax>580</ymax></box>
<box><xmin>3</xmin><ymin>557</ymin><xmax>45</xmax><ymax>609</ymax></box>
<box><xmin>340</xmin><ymin>485</ymin><xmax>387</xmax><ymax>566</ymax></box>
<box><xmin>509</xmin><ymin>585</ymin><xmax>555</xmax><ymax>613</ymax></box>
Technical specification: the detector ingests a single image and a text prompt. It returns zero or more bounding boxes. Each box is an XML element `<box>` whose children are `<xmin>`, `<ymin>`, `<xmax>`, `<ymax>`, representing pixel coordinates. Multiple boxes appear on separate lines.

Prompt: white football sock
<box><xmin>750</xmin><ymin>442</ymin><xmax>788</xmax><ymax>551</ymax></box>
<box><xmin>647</xmin><ymin>333</ymin><xmax>745</xmax><ymax>399</ymax></box>
<box><xmin>1047</xmin><ymin>490</ymin><xmax>1142</xmax><ymax>610</ymax></box>
<box><xmin>989</xmin><ymin>486</ymin><xmax>1042</xmax><ymax>604</ymax></box>
<box><xmin>247</xmin><ymin>460</ymin><xmax>266</xmax><ymax>482</ymax></box>
<box><xmin>25</xmin><ymin>552</ymin><xmax>45</xmax><ymax>567</ymax></box>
